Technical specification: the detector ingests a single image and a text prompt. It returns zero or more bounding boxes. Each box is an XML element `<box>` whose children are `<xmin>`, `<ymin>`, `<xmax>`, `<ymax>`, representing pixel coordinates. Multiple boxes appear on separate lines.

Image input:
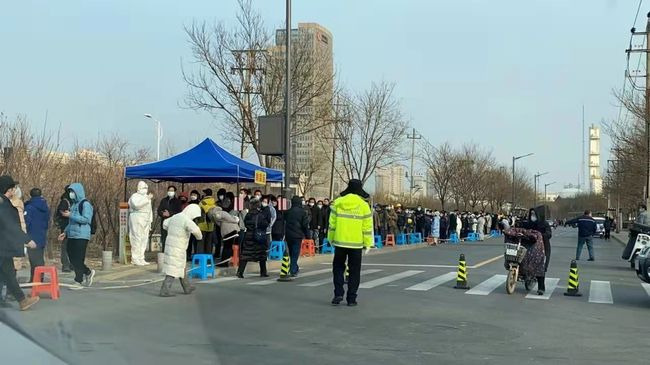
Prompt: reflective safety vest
<box><xmin>327</xmin><ymin>193</ymin><xmax>373</xmax><ymax>249</ymax></box>
<box><xmin>197</xmin><ymin>197</ymin><xmax>216</xmax><ymax>232</ymax></box>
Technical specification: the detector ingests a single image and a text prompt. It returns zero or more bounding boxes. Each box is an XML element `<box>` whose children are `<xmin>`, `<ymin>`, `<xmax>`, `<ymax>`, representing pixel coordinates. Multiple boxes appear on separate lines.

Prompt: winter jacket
<box><xmin>197</xmin><ymin>196</ymin><xmax>217</xmax><ymax>232</ymax></box>
<box><xmin>637</xmin><ymin>210</ymin><xmax>649</xmax><ymax>225</ymax></box>
<box><xmin>207</xmin><ymin>206</ymin><xmax>240</xmax><ymax>241</ymax></box>
<box><xmin>521</xmin><ymin>206</ymin><xmax>552</xmax><ymax>256</ymax></box>
<box><xmin>242</xmin><ymin>199</ymin><xmax>271</xmax><ymax>262</ymax></box>
<box><xmin>566</xmin><ymin>214</ymin><xmax>597</xmax><ymax>238</ymax></box>
<box><xmin>0</xmin><ymin>195</ymin><xmax>30</xmax><ymax>258</ymax></box>
<box><xmin>55</xmin><ymin>195</ymin><xmax>71</xmax><ymax>231</ymax></box>
<box><xmin>309</xmin><ymin>205</ymin><xmax>322</xmax><ymax>230</ymax></box>
<box><xmin>271</xmin><ymin>208</ymin><xmax>285</xmax><ymax>238</ymax></box>
<box><xmin>432</xmin><ymin>215</ymin><xmax>441</xmax><ymax>238</ymax></box>
<box><xmin>157</xmin><ymin>196</ymin><xmax>182</xmax><ymax>228</ymax></box>
<box><xmin>373</xmin><ymin>210</ymin><xmax>382</xmax><ymax>231</ymax></box>
<box><xmin>284</xmin><ymin>196</ymin><xmax>310</xmax><ymax>241</ymax></box>
<box><xmin>267</xmin><ymin>205</ymin><xmax>277</xmax><ymax>234</ymax></box>
<box><xmin>386</xmin><ymin>209</ymin><xmax>398</xmax><ymax>230</ymax></box>
<box><xmin>24</xmin><ymin>196</ymin><xmax>50</xmax><ymax>248</ymax></box>
<box><xmin>449</xmin><ymin>213</ymin><xmax>457</xmax><ymax>231</ymax></box>
<box><xmin>397</xmin><ymin>211</ymin><xmax>406</xmax><ymax>227</ymax></box>
<box><xmin>64</xmin><ymin>183</ymin><xmax>93</xmax><ymax>240</ymax></box>
<box><xmin>327</xmin><ymin>193</ymin><xmax>373</xmax><ymax>249</ymax></box>
<box><xmin>322</xmin><ymin>205</ymin><xmax>331</xmax><ymax>230</ymax></box>
<box><xmin>163</xmin><ymin>205</ymin><xmax>202</xmax><ymax>278</ymax></box>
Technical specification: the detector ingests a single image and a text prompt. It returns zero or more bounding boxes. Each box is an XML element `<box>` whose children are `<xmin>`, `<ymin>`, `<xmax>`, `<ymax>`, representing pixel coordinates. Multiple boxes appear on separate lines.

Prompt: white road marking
<box><xmin>642</xmin><ymin>283</ymin><xmax>650</xmax><ymax>297</ymax></box>
<box><xmin>588</xmin><ymin>280</ymin><xmax>613</xmax><ymax>304</ymax></box>
<box><xmin>359</xmin><ymin>270</ymin><xmax>424</xmax><ymax>289</ymax></box>
<box><xmin>465</xmin><ymin>274</ymin><xmax>507</xmax><ymax>296</ymax></box>
<box><xmin>198</xmin><ymin>277</ymin><xmax>239</xmax><ymax>284</ymax></box>
<box><xmin>405</xmin><ymin>272</ymin><xmax>456</xmax><ymax>291</ymax></box>
<box><xmin>525</xmin><ymin>278</ymin><xmax>560</xmax><ymax>300</ymax></box>
<box><xmin>298</xmin><ymin>269</ymin><xmax>382</xmax><ymax>287</ymax></box>
<box><xmin>248</xmin><ymin>268</ymin><xmax>331</xmax><ymax>286</ymax></box>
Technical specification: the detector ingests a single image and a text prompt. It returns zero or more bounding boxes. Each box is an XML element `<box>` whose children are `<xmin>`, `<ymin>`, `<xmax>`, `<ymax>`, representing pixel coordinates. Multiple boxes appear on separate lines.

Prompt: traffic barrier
<box><xmin>321</xmin><ymin>239</ymin><xmax>335</xmax><ymax>254</ymax></box>
<box><xmin>268</xmin><ymin>241</ymin><xmax>285</xmax><ymax>260</ymax></box>
<box><xmin>231</xmin><ymin>245</ymin><xmax>240</xmax><ymax>267</ymax></box>
<box><xmin>277</xmin><ymin>251</ymin><xmax>292</xmax><ymax>282</ymax></box>
<box><xmin>188</xmin><ymin>254</ymin><xmax>215</xmax><ymax>280</ymax></box>
<box><xmin>31</xmin><ymin>266</ymin><xmax>59</xmax><ymax>300</ymax></box>
<box><xmin>453</xmin><ymin>254</ymin><xmax>470</xmax><ymax>289</ymax></box>
<box><xmin>415</xmin><ymin>232</ymin><xmax>423</xmax><ymax>243</ymax></box>
<box><xmin>563</xmin><ymin>260</ymin><xmax>582</xmax><ymax>297</ymax></box>
<box><xmin>374</xmin><ymin>235</ymin><xmax>383</xmax><ymax>249</ymax></box>
<box><xmin>396</xmin><ymin>233</ymin><xmax>407</xmax><ymax>245</ymax></box>
<box><xmin>385</xmin><ymin>234</ymin><xmax>396</xmax><ymax>247</ymax></box>
<box><xmin>300</xmin><ymin>239</ymin><xmax>316</xmax><ymax>257</ymax></box>
<box><xmin>449</xmin><ymin>233</ymin><xmax>459</xmax><ymax>244</ymax></box>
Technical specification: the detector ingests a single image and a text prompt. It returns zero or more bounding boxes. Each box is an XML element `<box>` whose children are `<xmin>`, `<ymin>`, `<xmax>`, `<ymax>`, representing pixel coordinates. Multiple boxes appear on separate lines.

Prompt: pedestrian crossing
<box><xmin>205</xmin><ymin>268</ymin><xmax>646</xmax><ymax>306</ymax></box>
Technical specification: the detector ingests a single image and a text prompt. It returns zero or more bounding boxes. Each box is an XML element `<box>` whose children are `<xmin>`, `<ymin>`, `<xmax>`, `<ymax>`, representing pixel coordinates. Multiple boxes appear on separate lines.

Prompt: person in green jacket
<box><xmin>328</xmin><ymin>179</ymin><xmax>373</xmax><ymax>307</ymax></box>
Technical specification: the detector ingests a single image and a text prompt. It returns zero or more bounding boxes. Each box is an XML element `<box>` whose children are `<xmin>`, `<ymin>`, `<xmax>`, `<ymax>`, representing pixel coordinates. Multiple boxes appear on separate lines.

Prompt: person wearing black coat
<box><xmin>55</xmin><ymin>186</ymin><xmax>73</xmax><ymax>272</ymax></box>
<box><xmin>440</xmin><ymin>212</ymin><xmax>449</xmax><ymax>240</ymax></box>
<box><xmin>448</xmin><ymin>211</ymin><xmax>457</xmax><ymax>238</ymax></box>
<box><xmin>0</xmin><ymin>176</ymin><xmax>39</xmax><ymax>310</ymax></box>
<box><xmin>270</xmin><ymin>196</ymin><xmax>285</xmax><ymax>241</ymax></box>
<box><xmin>284</xmin><ymin>196</ymin><xmax>310</xmax><ymax>276</ymax></box>
<box><xmin>157</xmin><ymin>185</ymin><xmax>183</xmax><ymax>252</ymax></box>
<box><xmin>237</xmin><ymin>197</ymin><xmax>271</xmax><ymax>278</ymax></box>
<box><xmin>520</xmin><ymin>205</ymin><xmax>552</xmax><ymax>295</ymax></box>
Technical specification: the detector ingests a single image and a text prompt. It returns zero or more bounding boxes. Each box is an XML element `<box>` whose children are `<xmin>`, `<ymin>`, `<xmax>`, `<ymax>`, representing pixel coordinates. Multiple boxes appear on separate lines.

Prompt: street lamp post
<box><xmin>144</xmin><ymin>114</ymin><xmax>163</xmax><ymax>161</ymax></box>
<box><xmin>544</xmin><ymin>181</ymin><xmax>556</xmax><ymax>203</ymax></box>
<box><xmin>512</xmin><ymin>153</ymin><xmax>534</xmax><ymax>213</ymax></box>
<box><xmin>533</xmin><ymin>171</ymin><xmax>549</xmax><ymax>206</ymax></box>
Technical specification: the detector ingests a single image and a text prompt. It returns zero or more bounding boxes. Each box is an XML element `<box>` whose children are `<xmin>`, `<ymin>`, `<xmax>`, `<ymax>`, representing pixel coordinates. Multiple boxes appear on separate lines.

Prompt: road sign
<box><xmin>255</xmin><ymin>170</ymin><xmax>267</xmax><ymax>185</ymax></box>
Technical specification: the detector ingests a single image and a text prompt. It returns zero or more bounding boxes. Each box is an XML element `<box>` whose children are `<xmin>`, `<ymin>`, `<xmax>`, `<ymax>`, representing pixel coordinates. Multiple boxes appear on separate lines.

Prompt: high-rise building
<box><xmin>270</xmin><ymin>23</ymin><xmax>334</xmax><ymax>198</ymax></box>
<box><xmin>412</xmin><ymin>174</ymin><xmax>428</xmax><ymax>199</ymax></box>
<box><xmin>375</xmin><ymin>165</ymin><xmax>405</xmax><ymax>197</ymax></box>
<box><xmin>589</xmin><ymin>125</ymin><xmax>602</xmax><ymax>194</ymax></box>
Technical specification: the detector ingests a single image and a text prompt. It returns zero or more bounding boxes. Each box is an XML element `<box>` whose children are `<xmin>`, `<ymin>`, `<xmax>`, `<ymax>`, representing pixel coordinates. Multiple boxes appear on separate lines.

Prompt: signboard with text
<box><xmin>254</xmin><ymin>170</ymin><xmax>267</xmax><ymax>185</ymax></box>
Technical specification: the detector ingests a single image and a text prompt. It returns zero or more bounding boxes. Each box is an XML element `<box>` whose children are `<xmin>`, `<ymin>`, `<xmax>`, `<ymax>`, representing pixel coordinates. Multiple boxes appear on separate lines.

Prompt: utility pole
<box><xmin>581</xmin><ymin>105</ymin><xmax>585</xmax><ymax>191</ymax></box>
<box><xmin>626</xmin><ymin>13</ymin><xmax>650</xmax><ymax>207</ymax></box>
<box><xmin>544</xmin><ymin>182</ymin><xmax>556</xmax><ymax>203</ymax></box>
<box><xmin>533</xmin><ymin>171</ymin><xmax>549</xmax><ymax>206</ymax></box>
<box><xmin>283</xmin><ymin>0</ymin><xmax>292</xmax><ymax>198</ymax></box>
<box><xmin>512</xmin><ymin>153</ymin><xmax>534</xmax><ymax>213</ymax></box>
<box><xmin>407</xmin><ymin>128</ymin><xmax>421</xmax><ymax>199</ymax></box>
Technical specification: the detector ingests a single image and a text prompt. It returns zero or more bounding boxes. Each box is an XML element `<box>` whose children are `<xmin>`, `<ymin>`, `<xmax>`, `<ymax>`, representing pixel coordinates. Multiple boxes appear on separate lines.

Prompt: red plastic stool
<box><xmin>231</xmin><ymin>245</ymin><xmax>240</xmax><ymax>267</ymax></box>
<box><xmin>301</xmin><ymin>239</ymin><xmax>316</xmax><ymax>257</ymax></box>
<box><xmin>31</xmin><ymin>266</ymin><xmax>60</xmax><ymax>300</ymax></box>
<box><xmin>385</xmin><ymin>234</ymin><xmax>396</xmax><ymax>247</ymax></box>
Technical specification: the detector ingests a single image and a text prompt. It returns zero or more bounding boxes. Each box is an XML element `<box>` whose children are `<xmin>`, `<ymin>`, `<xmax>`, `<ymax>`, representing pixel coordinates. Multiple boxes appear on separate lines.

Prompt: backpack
<box><xmin>78</xmin><ymin>199</ymin><xmax>98</xmax><ymax>235</ymax></box>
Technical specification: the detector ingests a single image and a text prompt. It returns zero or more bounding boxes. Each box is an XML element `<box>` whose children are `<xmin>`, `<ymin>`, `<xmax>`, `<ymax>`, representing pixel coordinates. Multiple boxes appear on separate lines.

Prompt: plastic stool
<box><xmin>415</xmin><ymin>232</ymin><xmax>423</xmax><ymax>243</ymax></box>
<box><xmin>231</xmin><ymin>245</ymin><xmax>240</xmax><ymax>267</ymax></box>
<box><xmin>268</xmin><ymin>241</ymin><xmax>285</xmax><ymax>260</ymax></box>
<box><xmin>449</xmin><ymin>233</ymin><xmax>459</xmax><ymax>244</ymax></box>
<box><xmin>31</xmin><ymin>266</ymin><xmax>59</xmax><ymax>300</ymax></box>
<box><xmin>396</xmin><ymin>233</ymin><xmax>407</xmax><ymax>245</ymax></box>
<box><xmin>374</xmin><ymin>235</ymin><xmax>383</xmax><ymax>249</ymax></box>
<box><xmin>385</xmin><ymin>234</ymin><xmax>396</xmax><ymax>247</ymax></box>
<box><xmin>189</xmin><ymin>254</ymin><xmax>215</xmax><ymax>280</ymax></box>
<box><xmin>490</xmin><ymin>230</ymin><xmax>499</xmax><ymax>237</ymax></box>
<box><xmin>322</xmin><ymin>239</ymin><xmax>335</xmax><ymax>254</ymax></box>
<box><xmin>301</xmin><ymin>239</ymin><xmax>316</xmax><ymax>257</ymax></box>
<box><xmin>467</xmin><ymin>232</ymin><xmax>478</xmax><ymax>242</ymax></box>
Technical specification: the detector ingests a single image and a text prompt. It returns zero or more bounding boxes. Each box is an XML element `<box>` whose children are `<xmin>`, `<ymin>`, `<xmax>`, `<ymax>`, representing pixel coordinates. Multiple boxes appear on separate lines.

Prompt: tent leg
<box><xmin>123</xmin><ymin>178</ymin><xmax>128</xmax><ymax>202</ymax></box>
<box><xmin>181</xmin><ymin>183</ymin><xmax>185</xmax><ymax>192</ymax></box>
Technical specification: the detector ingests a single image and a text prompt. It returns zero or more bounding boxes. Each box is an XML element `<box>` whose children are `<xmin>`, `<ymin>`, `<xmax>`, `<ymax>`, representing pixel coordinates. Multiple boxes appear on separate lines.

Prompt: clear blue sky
<box><xmin>0</xmin><ymin>0</ymin><xmax>641</xmax><ymax>191</ymax></box>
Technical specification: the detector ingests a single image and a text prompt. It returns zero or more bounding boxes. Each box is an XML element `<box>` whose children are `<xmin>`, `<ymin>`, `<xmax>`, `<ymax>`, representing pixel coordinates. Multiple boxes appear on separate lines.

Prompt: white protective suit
<box><xmin>128</xmin><ymin>181</ymin><xmax>153</xmax><ymax>265</ymax></box>
<box><xmin>456</xmin><ymin>217</ymin><xmax>462</xmax><ymax>237</ymax></box>
<box><xmin>162</xmin><ymin>205</ymin><xmax>203</xmax><ymax>278</ymax></box>
<box><xmin>477</xmin><ymin>215</ymin><xmax>485</xmax><ymax>241</ymax></box>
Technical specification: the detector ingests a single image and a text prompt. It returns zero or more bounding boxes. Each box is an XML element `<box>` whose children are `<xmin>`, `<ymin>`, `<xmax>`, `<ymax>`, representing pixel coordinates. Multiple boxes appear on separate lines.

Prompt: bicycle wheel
<box><xmin>506</xmin><ymin>267</ymin><xmax>518</xmax><ymax>294</ymax></box>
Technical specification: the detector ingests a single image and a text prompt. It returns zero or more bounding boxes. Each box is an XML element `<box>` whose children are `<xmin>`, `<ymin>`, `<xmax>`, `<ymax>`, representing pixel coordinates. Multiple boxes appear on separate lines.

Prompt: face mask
<box><xmin>167</xmin><ymin>191</ymin><xmax>175</xmax><ymax>198</ymax></box>
<box><xmin>69</xmin><ymin>191</ymin><xmax>76</xmax><ymax>200</ymax></box>
<box><xmin>317</xmin><ymin>204</ymin><xmax>323</xmax><ymax>208</ymax></box>
<box><xmin>530</xmin><ymin>214</ymin><xmax>537</xmax><ymax>222</ymax></box>
<box><xmin>417</xmin><ymin>207</ymin><xmax>421</xmax><ymax>211</ymax></box>
<box><xmin>191</xmin><ymin>195</ymin><xmax>198</xmax><ymax>201</ymax></box>
<box><xmin>255</xmin><ymin>194</ymin><xmax>261</xmax><ymax>200</ymax></box>
<box><xmin>309</xmin><ymin>202</ymin><xmax>314</xmax><ymax>207</ymax></box>
<box><xmin>302</xmin><ymin>201</ymin><xmax>306</xmax><ymax>206</ymax></box>
<box><xmin>218</xmin><ymin>195</ymin><xmax>224</xmax><ymax>200</ymax></box>
<box><xmin>262</xmin><ymin>202</ymin><xmax>268</xmax><ymax>207</ymax></box>
<box><xmin>271</xmin><ymin>201</ymin><xmax>277</xmax><ymax>207</ymax></box>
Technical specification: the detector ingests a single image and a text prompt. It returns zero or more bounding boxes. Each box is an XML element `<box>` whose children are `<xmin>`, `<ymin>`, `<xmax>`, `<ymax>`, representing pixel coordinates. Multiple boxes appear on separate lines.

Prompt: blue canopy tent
<box><xmin>125</xmin><ymin>138</ymin><xmax>283</xmax><ymax>185</ymax></box>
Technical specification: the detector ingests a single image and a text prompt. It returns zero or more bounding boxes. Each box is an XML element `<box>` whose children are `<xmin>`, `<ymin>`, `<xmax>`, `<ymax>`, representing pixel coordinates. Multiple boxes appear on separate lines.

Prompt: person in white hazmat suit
<box><xmin>160</xmin><ymin>204</ymin><xmax>203</xmax><ymax>297</ymax></box>
<box><xmin>128</xmin><ymin>181</ymin><xmax>153</xmax><ymax>266</ymax></box>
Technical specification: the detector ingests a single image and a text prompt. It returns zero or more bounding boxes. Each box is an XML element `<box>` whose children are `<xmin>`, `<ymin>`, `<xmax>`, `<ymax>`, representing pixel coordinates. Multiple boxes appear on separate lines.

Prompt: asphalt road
<box><xmin>4</xmin><ymin>227</ymin><xmax>650</xmax><ymax>365</ymax></box>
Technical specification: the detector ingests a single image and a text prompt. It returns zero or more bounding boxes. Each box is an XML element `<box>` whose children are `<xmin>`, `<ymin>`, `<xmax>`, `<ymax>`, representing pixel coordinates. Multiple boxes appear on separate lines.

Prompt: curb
<box><xmin>612</xmin><ymin>231</ymin><xmax>628</xmax><ymax>247</ymax></box>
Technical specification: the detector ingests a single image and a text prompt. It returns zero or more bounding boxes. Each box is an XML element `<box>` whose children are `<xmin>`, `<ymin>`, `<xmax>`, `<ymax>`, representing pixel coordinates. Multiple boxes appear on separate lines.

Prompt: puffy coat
<box><xmin>284</xmin><ymin>196</ymin><xmax>310</xmax><ymax>241</ymax></box>
<box><xmin>327</xmin><ymin>193</ymin><xmax>373</xmax><ymax>249</ymax></box>
<box><xmin>432</xmin><ymin>215</ymin><xmax>440</xmax><ymax>238</ymax></box>
<box><xmin>163</xmin><ymin>205</ymin><xmax>202</xmax><ymax>278</ymax></box>
<box><xmin>65</xmin><ymin>183</ymin><xmax>93</xmax><ymax>240</ymax></box>
<box><xmin>197</xmin><ymin>196</ymin><xmax>217</xmax><ymax>232</ymax></box>
<box><xmin>241</xmin><ymin>199</ymin><xmax>271</xmax><ymax>262</ymax></box>
<box><xmin>207</xmin><ymin>206</ymin><xmax>240</xmax><ymax>241</ymax></box>
<box><xmin>386</xmin><ymin>209</ymin><xmax>398</xmax><ymax>230</ymax></box>
<box><xmin>271</xmin><ymin>208</ymin><xmax>285</xmax><ymax>239</ymax></box>
<box><xmin>25</xmin><ymin>196</ymin><xmax>50</xmax><ymax>248</ymax></box>
<box><xmin>0</xmin><ymin>195</ymin><xmax>30</xmax><ymax>258</ymax></box>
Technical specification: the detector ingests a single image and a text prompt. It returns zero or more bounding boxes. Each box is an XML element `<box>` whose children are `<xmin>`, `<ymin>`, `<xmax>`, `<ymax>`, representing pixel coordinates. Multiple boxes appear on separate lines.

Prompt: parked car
<box><xmin>546</xmin><ymin>219</ymin><xmax>557</xmax><ymax>229</ymax></box>
<box><xmin>593</xmin><ymin>217</ymin><xmax>605</xmax><ymax>238</ymax></box>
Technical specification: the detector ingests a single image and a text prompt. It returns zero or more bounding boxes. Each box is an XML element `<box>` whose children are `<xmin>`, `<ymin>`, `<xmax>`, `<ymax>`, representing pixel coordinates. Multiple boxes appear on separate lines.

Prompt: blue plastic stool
<box><xmin>449</xmin><ymin>233</ymin><xmax>459</xmax><ymax>243</ymax></box>
<box><xmin>268</xmin><ymin>241</ymin><xmax>285</xmax><ymax>260</ymax></box>
<box><xmin>396</xmin><ymin>233</ymin><xmax>407</xmax><ymax>245</ymax></box>
<box><xmin>189</xmin><ymin>254</ymin><xmax>215</xmax><ymax>280</ymax></box>
<box><xmin>408</xmin><ymin>233</ymin><xmax>417</xmax><ymax>244</ymax></box>
<box><xmin>374</xmin><ymin>235</ymin><xmax>383</xmax><ymax>249</ymax></box>
<box><xmin>322</xmin><ymin>239</ymin><xmax>335</xmax><ymax>254</ymax></box>
<box><xmin>414</xmin><ymin>232</ymin><xmax>423</xmax><ymax>243</ymax></box>
<box><xmin>490</xmin><ymin>230</ymin><xmax>499</xmax><ymax>237</ymax></box>
<box><xmin>467</xmin><ymin>232</ymin><xmax>478</xmax><ymax>242</ymax></box>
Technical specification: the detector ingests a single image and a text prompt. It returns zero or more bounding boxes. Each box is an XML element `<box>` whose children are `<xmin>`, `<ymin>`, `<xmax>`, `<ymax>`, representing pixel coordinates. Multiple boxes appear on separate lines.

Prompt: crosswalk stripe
<box><xmin>588</xmin><ymin>280</ymin><xmax>613</xmax><ymax>304</ymax></box>
<box><xmin>525</xmin><ymin>278</ymin><xmax>560</xmax><ymax>300</ymax></box>
<box><xmin>197</xmin><ymin>277</ymin><xmax>239</xmax><ymax>284</ymax></box>
<box><xmin>298</xmin><ymin>269</ymin><xmax>383</xmax><ymax>287</ymax></box>
<box><xmin>466</xmin><ymin>274</ymin><xmax>507</xmax><ymax>295</ymax></box>
<box><xmin>359</xmin><ymin>270</ymin><xmax>424</xmax><ymax>289</ymax></box>
<box><xmin>248</xmin><ymin>268</ymin><xmax>332</xmax><ymax>286</ymax></box>
<box><xmin>405</xmin><ymin>272</ymin><xmax>456</xmax><ymax>291</ymax></box>
<box><xmin>642</xmin><ymin>283</ymin><xmax>650</xmax><ymax>297</ymax></box>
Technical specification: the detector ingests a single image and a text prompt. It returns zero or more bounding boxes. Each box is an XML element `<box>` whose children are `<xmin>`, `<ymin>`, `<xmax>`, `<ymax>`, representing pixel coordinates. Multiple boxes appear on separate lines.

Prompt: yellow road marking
<box><xmin>469</xmin><ymin>255</ymin><xmax>502</xmax><ymax>269</ymax></box>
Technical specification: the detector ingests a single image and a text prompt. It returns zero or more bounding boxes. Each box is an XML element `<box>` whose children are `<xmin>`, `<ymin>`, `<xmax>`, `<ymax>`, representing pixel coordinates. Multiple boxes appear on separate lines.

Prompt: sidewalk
<box><xmin>611</xmin><ymin>230</ymin><xmax>629</xmax><ymax>246</ymax></box>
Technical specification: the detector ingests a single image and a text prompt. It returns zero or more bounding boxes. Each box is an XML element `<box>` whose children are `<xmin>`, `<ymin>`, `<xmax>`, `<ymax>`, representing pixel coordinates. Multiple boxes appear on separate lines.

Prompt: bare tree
<box><xmin>420</xmin><ymin>141</ymin><xmax>455</xmax><ymax>210</ymax></box>
<box><xmin>336</xmin><ymin>82</ymin><xmax>408</xmax><ymax>184</ymax></box>
<box><xmin>182</xmin><ymin>0</ymin><xmax>336</xmax><ymax>165</ymax></box>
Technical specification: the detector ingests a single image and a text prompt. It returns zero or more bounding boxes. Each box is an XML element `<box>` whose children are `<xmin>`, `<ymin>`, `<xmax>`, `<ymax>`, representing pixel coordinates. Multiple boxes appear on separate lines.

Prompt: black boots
<box><xmin>260</xmin><ymin>260</ymin><xmax>268</xmax><ymax>277</ymax></box>
<box><xmin>159</xmin><ymin>276</ymin><xmax>175</xmax><ymax>297</ymax></box>
<box><xmin>180</xmin><ymin>276</ymin><xmax>195</xmax><ymax>295</ymax></box>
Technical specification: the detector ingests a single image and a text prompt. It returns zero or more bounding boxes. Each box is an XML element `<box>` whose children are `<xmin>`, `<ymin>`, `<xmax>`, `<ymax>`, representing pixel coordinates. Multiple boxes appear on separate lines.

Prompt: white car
<box><xmin>593</xmin><ymin>217</ymin><xmax>605</xmax><ymax>238</ymax></box>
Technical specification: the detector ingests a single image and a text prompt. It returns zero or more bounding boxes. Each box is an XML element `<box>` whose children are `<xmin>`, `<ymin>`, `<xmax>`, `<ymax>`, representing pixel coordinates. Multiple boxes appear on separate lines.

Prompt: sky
<box><xmin>0</xmin><ymin>0</ymin><xmax>643</xmax><ymax>192</ymax></box>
